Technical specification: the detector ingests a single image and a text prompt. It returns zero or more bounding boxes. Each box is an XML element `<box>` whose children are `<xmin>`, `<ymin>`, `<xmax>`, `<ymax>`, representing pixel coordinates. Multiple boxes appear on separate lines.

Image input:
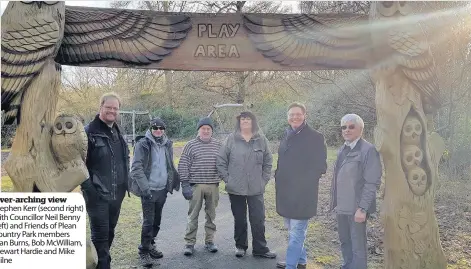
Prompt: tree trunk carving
<box><xmin>374</xmin><ymin>74</ymin><xmax>447</xmax><ymax>269</ymax></box>
<box><xmin>3</xmin><ymin>60</ymin><xmax>98</xmax><ymax>269</ymax></box>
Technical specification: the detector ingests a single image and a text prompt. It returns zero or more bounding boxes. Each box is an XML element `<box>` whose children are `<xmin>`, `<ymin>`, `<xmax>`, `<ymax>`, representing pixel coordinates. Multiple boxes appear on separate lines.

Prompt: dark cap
<box><xmin>197</xmin><ymin>117</ymin><xmax>214</xmax><ymax>130</ymax></box>
<box><xmin>150</xmin><ymin>117</ymin><xmax>166</xmax><ymax>129</ymax></box>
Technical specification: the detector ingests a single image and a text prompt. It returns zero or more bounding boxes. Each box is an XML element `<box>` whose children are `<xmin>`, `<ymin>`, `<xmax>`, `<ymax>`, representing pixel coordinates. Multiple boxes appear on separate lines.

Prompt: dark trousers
<box><xmin>337</xmin><ymin>214</ymin><xmax>367</xmax><ymax>269</ymax></box>
<box><xmin>228</xmin><ymin>193</ymin><xmax>269</xmax><ymax>254</ymax></box>
<box><xmin>139</xmin><ymin>189</ymin><xmax>167</xmax><ymax>253</ymax></box>
<box><xmin>85</xmin><ymin>184</ymin><xmax>126</xmax><ymax>269</ymax></box>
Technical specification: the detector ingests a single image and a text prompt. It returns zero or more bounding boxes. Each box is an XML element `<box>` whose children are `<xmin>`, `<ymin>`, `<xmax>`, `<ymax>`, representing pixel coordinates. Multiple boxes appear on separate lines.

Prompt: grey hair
<box><xmin>341</xmin><ymin>114</ymin><xmax>364</xmax><ymax>130</ymax></box>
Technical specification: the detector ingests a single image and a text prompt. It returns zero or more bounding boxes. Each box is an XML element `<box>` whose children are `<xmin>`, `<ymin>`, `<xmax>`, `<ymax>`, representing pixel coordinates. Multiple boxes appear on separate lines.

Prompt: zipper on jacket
<box><xmin>106</xmin><ymin>138</ymin><xmax>117</xmax><ymax>201</ymax></box>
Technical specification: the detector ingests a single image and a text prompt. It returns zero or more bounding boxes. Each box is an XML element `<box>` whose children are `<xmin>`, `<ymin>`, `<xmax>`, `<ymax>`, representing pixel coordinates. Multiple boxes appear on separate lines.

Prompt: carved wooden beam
<box><xmin>1</xmin><ymin>2</ymin><xmax>451</xmax><ymax>269</ymax></box>
<box><xmin>54</xmin><ymin>6</ymin><xmax>372</xmax><ymax>71</ymax></box>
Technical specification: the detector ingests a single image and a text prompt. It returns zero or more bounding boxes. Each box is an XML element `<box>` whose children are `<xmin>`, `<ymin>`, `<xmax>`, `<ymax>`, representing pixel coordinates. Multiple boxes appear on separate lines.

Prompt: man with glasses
<box><xmin>81</xmin><ymin>92</ymin><xmax>130</xmax><ymax>269</ymax></box>
<box><xmin>274</xmin><ymin>102</ymin><xmax>327</xmax><ymax>269</ymax></box>
<box><xmin>329</xmin><ymin>114</ymin><xmax>382</xmax><ymax>269</ymax></box>
<box><xmin>129</xmin><ymin>117</ymin><xmax>180</xmax><ymax>267</ymax></box>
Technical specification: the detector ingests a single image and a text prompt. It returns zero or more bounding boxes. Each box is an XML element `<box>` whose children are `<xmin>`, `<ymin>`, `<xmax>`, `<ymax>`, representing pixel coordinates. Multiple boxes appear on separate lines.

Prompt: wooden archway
<box><xmin>1</xmin><ymin>2</ymin><xmax>451</xmax><ymax>268</ymax></box>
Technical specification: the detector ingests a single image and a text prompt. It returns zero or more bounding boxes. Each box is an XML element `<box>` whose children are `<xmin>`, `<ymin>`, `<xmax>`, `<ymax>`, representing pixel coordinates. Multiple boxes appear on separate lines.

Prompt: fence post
<box><xmin>132</xmin><ymin>110</ymin><xmax>136</xmax><ymax>146</ymax></box>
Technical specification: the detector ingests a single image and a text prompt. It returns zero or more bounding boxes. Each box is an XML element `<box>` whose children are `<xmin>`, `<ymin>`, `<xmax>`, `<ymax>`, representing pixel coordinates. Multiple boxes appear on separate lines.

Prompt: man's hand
<box><xmin>143</xmin><ymin>189</ymin><xmax>152</xmax><ymax>200</ymax></box>
<box><xmin>354</xmin><ymin>208</ymin><xmax>367</xmax><ymax>223</ymax></box>
<box><xmin>181</xmin><ymin>183</ymin><xmax>193</xmax><ymax>200</ymax></box>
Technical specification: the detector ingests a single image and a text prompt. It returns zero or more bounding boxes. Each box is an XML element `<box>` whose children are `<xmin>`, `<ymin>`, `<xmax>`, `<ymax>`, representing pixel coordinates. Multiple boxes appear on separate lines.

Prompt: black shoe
<box><xmin>253</xmin><ymin>250</ymin><xmax>277</xmax><ymax>259</ymax></box>
<box><xmin>149</xmin><ymin>247</ymin><xmax>163</xmax><ymax>259</ymax></box>
<box><xmin>184</xmin><ymin>245</ymin><xmax>194</xmax><ymax>256</ymax></box>
<box><xmin>235</xmin><ymin>248</ymin><xmax>246</xmax><ymax>258</ymax></box>
<box><xmin>205</xmin><ymin>242</ymin><xmax>218</xmax><ymax>253</ymax></box>
<box><xmin>139</xmin><ymin>253</ymin><xmax>154</xmax><ymax>267</ymax></box>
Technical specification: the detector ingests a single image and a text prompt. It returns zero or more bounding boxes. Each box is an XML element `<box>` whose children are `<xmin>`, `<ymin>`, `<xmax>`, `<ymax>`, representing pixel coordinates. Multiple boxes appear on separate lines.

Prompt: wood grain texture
<box><xmin>55</xmin><ymin>6</ymin><xmax>192</xmax><ymax>65</ymax></box>
<box><xmin>1</xmin><ymin>16</ymin><xmax>60</xmax><ymax>124</ymax></box>
<box><xmin>370</xmin><ymin>1</ymin><xmax>441</xmax><ymax>111</ymax></box>
<box><xmin>370</xmin><ymin>2</ymin><xmax>447</xmax><ymax>268</ymax></box>
<box><xmin>243</xmin><ymin>14</ymin><xmax>371</xmax><ymax>69</ymax></box>
<box><xmin>55</xmin><ymin>6</ymin><xmax>373</xmax><ymax>71</ymax></box>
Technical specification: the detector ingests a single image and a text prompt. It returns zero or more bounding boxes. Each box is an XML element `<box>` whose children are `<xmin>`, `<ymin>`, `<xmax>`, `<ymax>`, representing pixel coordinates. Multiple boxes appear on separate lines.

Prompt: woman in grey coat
<box><xmin>216</xmin><ymin>111</ymin><xmax>276</xmax><ymax>259</ymax></box>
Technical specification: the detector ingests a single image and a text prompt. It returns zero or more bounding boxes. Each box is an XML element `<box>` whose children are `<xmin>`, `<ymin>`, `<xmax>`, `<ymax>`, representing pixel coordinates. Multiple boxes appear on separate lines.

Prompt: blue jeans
<box><xmin>284</xmin><ymin>218</ymin><xmax>309</xmax><ymax>269</ymax></box>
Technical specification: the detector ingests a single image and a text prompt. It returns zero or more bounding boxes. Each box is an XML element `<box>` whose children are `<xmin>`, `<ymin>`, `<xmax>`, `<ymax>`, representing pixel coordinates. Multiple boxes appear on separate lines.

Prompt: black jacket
<box><xmin>275</xmin><ymin>123</ymin><xmax>327</xmax><ymax>219</ymax></box>
<box><xmin>81</xmin><ymin>115</ymin><xmax>130</xmax><ymax>201</ymax></box>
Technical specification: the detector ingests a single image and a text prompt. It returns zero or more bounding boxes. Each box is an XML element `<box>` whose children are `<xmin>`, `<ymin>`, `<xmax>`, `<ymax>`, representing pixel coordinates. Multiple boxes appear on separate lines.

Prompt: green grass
<box><xmin>173</xmin><ymin>141</ymin><xmax>188</xmax><ymax>148</ymax></box>
<box><xmin>1</xmin><ymin>176</ymin><xmax>13</xmax><ymax>191</ymax></box>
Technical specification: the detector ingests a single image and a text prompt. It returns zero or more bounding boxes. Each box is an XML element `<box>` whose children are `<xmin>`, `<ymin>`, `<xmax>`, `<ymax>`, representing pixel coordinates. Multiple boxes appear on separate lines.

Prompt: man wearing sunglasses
<box><xmin>329</xmin><ymin>114</ymin><xmax>382</xmax><ymax>269</ymax></box>
<box><xmin>129</xmin><ymin>117</ymin><xmax>180</xmax><ymax>267</ymax></box>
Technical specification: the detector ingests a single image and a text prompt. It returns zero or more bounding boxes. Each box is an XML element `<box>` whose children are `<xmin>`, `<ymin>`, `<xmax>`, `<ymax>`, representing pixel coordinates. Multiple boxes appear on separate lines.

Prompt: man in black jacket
<box><xmin>274</xmin><ymin>102</ymin><xmax>327</xmax><ymax>269</ymax></box>
<box><xmin>80</xmin><ymin>92</ymin><xmax>130</xmax><ymax>269</ymax></box>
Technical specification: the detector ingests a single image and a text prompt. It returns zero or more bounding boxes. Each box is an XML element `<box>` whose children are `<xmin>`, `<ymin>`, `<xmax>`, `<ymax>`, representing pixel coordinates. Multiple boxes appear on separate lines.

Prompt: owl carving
<box><xmin>370</xmin><ymin>1</ymin><xmax>442</xmax><ymax>115</ymax></box>
<box><xmin>1</xmin><ymin>1</ymin><xmax>65</xmax><ymax>125</ymax></box>
<box><xmin>51</xmin><ymin>114</ymin><xmax>87</xmax><ymax>167</ymax></box>
<box><xmin>1</xmin><ymin>1</ymin><xmax>192</xmax><ymax>126</ymax></box>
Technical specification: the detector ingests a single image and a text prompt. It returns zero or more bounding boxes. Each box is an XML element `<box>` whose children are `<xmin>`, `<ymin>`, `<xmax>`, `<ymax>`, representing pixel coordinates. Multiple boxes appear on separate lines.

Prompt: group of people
<box><xmin>81</xmin><ymin>92</ymin><xmax>382</xmax><ymax>269</ymax></box>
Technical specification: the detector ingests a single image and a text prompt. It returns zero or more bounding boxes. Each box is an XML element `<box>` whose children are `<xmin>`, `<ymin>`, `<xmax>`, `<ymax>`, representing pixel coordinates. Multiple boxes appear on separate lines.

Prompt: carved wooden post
<box><xmin>1</xmin><ymin>2</ymin><xmax>96</xmax><ymax>268</ymax></box>
<box><xmin>369</xmin><ymin>2</ymin><xmax>447</xmax><ymax>268</ymax></box>
<box><xmin>3</xmin><ymin>2</ymin><xmax>454</xmax><ymax>268</ymax></box>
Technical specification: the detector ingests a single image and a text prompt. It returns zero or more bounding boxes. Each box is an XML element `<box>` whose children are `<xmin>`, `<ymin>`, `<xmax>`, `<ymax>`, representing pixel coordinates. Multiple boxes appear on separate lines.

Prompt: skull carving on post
<box><xmin>402</xmin><ymin>145</ymin><xmax>424</xmax><ymax>171</ymax></box>
<box><xmin>407</xmin><ymin>167</ymin><xmax>428</xmax><ymax>196</ymax></box>
<box><xmin>401</xmin><ymin>115</ymin><xmax>423</xmax><ymax>146</ymax></box>
<box><xmin>400</xmin><ymin>112</ymin><xmax>430</xmax><ymax>196</ymax></box>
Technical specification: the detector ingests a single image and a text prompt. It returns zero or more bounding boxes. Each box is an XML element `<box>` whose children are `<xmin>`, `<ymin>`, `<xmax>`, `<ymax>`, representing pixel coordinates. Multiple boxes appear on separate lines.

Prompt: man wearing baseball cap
<box><xmin>178</xmin><ymin>117</ymin><xmax>222</xmax><ymax>256</ymax></box>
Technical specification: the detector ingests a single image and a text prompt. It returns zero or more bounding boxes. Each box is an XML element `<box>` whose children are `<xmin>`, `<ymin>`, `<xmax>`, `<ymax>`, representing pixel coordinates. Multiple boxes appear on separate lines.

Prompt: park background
<box><xmin>1</xmin><ymin>1</ymin><xmax>470</xmax><ymax>268</ymax></box>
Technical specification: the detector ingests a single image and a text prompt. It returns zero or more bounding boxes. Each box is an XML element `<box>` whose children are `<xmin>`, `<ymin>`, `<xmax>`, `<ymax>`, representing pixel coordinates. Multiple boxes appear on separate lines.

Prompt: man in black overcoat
<box><xmin>274</xmin><ymin>102</ymin><xmax>327</xmax><ymax>269</ymax></box>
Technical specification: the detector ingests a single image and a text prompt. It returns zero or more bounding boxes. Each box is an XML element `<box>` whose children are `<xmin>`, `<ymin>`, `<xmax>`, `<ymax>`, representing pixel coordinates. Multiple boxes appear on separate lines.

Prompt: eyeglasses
<box><xmin>103</xmin><ymin>106</ymin><xmax>119</xmax><ymax>112</ymax></box>
<box><xmin>151</xmin><ymin>126</ymin><xmax>165</xmax><ymax>131</ymax></box>
<box><xmin>288</xmin><ymin>113</ymin><xmax>304</xmax><ymax>118</ymax></box>
<box><xmin>341</xmin><ymin>124</ymin><xmax>355</xmax><ymax>130</ymax></box>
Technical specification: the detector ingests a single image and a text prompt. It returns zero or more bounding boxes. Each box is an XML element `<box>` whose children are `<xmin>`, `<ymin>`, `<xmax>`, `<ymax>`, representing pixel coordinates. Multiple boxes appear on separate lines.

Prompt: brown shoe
<box><xmin>276</xmin><ymin>261</ymin><xmax>306</xmax><ymax>268</ymax></box>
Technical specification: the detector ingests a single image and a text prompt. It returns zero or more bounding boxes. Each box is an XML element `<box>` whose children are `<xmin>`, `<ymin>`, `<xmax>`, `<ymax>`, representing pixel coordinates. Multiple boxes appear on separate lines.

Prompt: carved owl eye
<box><xmin>56</xmin><ymin>122</ymin><xmax>62</xmax><ymax>130</ymax></box>
<box><xmin>65</xmin><ymin>121</ymin><xmax>73</xmax><ymax>129</ymax></box>
<box><xmin>377</xmin><ymin>1</ymin><xmax>398</xmax><ymax>17</ymax></box>
<box><xmin>397</xmin><ymin>1</ymin><xmax>412</xmax><ymax>15</ymax></box>
<box><xmin>21</xmin><ymin>1</ymin><xmax>58</xmax><ymax>5</ymax></box>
